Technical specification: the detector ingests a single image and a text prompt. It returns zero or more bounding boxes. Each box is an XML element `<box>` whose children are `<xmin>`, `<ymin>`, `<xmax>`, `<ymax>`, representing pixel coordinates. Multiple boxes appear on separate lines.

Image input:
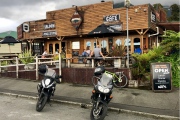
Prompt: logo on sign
<box><xmin>23</xmin><ymin>23</ymin><xmax>29</xmax><ymax>32</ymax></box>
<box><xmin>158</xmin><ymin>85</ymin><xmax>167</xmax><ymax>89</ymax></box>
<box><xmin>70</xmin><ymin>8</ymin><xmax>83</xmax><ymax>31</ymax></box>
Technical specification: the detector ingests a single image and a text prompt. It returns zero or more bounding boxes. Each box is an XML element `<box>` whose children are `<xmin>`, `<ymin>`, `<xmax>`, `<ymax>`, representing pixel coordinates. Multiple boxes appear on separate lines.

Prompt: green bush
<box><xmin>132</xmin><ymin>30</ymin><xmax>180</xmax><ymax>87</ymax></box>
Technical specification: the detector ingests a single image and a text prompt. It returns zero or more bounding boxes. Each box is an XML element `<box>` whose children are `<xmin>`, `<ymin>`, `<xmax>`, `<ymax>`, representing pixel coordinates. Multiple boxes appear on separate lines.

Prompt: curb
<box><xmin>0</xmin><ymin>92</ymin><xmax>179</xmax><ymax>120</ymax></box>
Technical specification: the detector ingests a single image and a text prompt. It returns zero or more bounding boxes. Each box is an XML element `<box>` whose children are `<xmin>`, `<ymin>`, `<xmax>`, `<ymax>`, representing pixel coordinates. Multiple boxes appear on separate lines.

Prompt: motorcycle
<box><xmin>90</xmin><ymin>66</ymin><xmax>113</xmax><ymax>120</ymax></box>
<box><xmin>36</xmin><ymin>64</ymin><xmax>61</xmax><ymax>112</ymax></box>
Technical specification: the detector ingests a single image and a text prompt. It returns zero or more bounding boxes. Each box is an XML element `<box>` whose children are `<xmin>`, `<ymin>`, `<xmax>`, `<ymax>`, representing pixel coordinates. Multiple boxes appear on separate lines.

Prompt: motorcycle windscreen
<box><xmin>99</xmin><ymin>73</ymin><xmax>113</xmax><ymax>87</ymax></box>
<box><xmin>45</xmin><ymin>68</ymin><xmax>56</xmax><ymax>78</ymax></box>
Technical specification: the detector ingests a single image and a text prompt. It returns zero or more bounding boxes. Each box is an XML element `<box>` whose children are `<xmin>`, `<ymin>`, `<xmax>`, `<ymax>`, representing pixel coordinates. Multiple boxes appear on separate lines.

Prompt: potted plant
<box><xmin>109</xmin><ymin>44</ymin><xmax>126</xmax><ymax>68</ymax></box>
<box><xmin>18</xmin><ymin>49</ymin><xmax>35</xmax><ymax>70</ymax></box>
<box><xmin>53</xmin><ymin>52</ymin><xmax>66</xmax><ymax>68</ymax></box>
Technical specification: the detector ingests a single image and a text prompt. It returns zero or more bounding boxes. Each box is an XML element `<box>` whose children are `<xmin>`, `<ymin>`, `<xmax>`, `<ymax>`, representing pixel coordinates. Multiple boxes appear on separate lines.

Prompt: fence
<box><xmin>0</xmin><ymin>53</ymin><xmax>62</xmax><ymax>81</ymax></box>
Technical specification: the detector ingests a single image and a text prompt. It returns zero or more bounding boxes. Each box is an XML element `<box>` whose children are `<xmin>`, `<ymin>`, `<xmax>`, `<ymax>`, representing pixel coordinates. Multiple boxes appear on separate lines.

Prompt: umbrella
<box><xmin>0</xmin><ymin>36</ymin><xmax>19</xmax><ymax>43</ymax></box>
<box><xmin>0</xmin><ymin>36</ymin><xmax>20</xmax><ymax>53</ymax></box>
<box><xmin>87</xmin><ymin>24</ymin><xmax>122</xmax><ymax>37</ymax></box>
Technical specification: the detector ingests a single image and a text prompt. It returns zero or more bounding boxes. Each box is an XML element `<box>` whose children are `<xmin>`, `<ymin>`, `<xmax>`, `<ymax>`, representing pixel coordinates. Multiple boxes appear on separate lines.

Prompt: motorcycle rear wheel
<box><xmin>36</xmin><ymin>94</ymin><xmax>48</xmax><ymax>112</ymax></box>
<box><xmin>90</xmin><ymin>103</ymin><xmax>107</xmax><ymax>120</ymax></box>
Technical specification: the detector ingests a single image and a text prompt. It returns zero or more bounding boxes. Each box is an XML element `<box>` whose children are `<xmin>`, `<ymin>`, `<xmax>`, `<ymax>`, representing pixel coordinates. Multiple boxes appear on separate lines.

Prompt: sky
<box><xmin>0</xmin><ymin>0</ymin><xmax>179</xmax><ymax>33</ymax></box>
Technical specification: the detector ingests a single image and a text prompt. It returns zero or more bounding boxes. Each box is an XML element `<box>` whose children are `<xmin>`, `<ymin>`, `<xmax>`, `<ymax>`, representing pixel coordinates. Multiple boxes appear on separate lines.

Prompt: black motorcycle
<box><xmin>90</xmin><ymin>66</ymin><xmax>113</xmax><ymax>120</ymax></box>
<box><xmin>36</xmin><ymin>64</ymin><xmax>61</xmax><ymax>112</ymax></box>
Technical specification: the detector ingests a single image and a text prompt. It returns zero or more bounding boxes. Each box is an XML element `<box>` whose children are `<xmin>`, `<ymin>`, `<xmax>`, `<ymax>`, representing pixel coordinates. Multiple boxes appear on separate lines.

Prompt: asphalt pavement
<box><xmin>0</xmin><ymin>77</ymin><xmax>179</xmax><ymax>120</ymax></box>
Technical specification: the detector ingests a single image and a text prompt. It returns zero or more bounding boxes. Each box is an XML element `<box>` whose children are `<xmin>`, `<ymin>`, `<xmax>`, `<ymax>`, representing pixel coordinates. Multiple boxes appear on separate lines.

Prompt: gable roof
<box><xmin>0</xmin><ymin>31</ymin><xmax>17</xmax><ymax>39</ymax></box>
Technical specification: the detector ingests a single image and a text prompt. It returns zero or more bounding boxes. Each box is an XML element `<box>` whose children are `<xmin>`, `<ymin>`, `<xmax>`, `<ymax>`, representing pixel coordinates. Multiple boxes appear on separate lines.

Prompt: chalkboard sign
<box><xmin>151</xmin><ymin>62</ymin><xmax>172</xmax><ymax>92</ymax></box>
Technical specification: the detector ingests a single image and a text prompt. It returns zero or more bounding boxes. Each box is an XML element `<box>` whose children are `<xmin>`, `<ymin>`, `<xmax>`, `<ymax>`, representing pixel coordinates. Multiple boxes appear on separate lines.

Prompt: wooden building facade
<box><xmin>17</xmin><ymin>1</ymin><xmax>167</xmax><ymax>63</ymax></box>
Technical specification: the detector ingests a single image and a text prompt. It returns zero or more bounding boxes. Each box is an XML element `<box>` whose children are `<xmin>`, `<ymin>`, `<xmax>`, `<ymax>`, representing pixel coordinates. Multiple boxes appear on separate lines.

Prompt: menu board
<box><xmin>151</xmin><ymin>63</ymin><xmax>172</xmax><ymax>92</ymax></box>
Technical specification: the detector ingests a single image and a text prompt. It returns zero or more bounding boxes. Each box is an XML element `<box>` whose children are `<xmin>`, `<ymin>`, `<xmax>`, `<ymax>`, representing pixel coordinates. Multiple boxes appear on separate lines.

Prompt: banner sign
<box><xmin>151</xmin><ymin>62</ymin><xmax>172</xmax><ymax>92</ymax></box>
<box><xmin>42</xmin><ymin>31</ymin><xmax>57</xmax><ymax>37</ymax></box>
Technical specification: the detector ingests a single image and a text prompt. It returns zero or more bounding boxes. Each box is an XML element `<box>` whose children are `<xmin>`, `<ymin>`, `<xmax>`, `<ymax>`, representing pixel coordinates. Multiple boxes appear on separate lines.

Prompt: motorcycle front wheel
<box><xmin>36</xmin><ymin>94</ymin><xmax>48</xmax><ymax>112</ymax></box>
<box><xmin>90</xmin><ymin>103</ymin><xmax>107</xmax><ymax>120</ymax></box>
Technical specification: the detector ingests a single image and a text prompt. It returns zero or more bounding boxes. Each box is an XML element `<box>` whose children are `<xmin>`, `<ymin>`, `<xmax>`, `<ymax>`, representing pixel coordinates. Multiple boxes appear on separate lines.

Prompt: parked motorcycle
<box><xmin>36</xmin><ymin>64</ymin><xmax>61</xmax><ymax>112</ymax></box>
<box><xmin>90</xmin><ymin>66</ymin><xmax>113</xmax><ymax>120</ymax></box>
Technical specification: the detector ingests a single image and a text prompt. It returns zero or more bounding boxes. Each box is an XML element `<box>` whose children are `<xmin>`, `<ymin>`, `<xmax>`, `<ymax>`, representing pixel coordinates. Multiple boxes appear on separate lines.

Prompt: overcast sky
<box><xmin>0</xmin><ymin>0</ymin><xmax>179</xmax><ymax>33</ymax></box>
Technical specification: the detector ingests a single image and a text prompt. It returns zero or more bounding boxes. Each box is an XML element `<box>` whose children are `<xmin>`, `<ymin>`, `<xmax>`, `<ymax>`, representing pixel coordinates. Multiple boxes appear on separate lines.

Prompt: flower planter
<box><xmin>114</xmin><ymin>59</ymin><xmax>121</xmax><ymax>68</ymax></box>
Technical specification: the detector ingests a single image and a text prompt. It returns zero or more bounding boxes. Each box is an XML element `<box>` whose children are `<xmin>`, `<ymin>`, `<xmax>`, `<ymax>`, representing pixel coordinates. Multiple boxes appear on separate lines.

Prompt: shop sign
<box><xmin>109</xmin><ymin>24</ymin><xmax>122</xmax><ymax>31</ymax></box>
<box><xmin>151</xmin><ymin>12</ymin><xmax>156</xmax><ymax>23</ymax></box>
<box><xmin>151</xmin><ymin>62</ymin><xmax>172</xmax><ymax>92</ymax></box>
<box><xmin>44</xmin><ymin>22</ymin><xmax>55</xmax><ymax>29</ymax></box>
<box><xmin>23</xmin><ymin>23</ymin><xmax>30</xmax><ymax>32</ymax></box>
<box><xmin>103</xmin><ymin>14</ymin><xmax>120</xmax><ymax>23</ymax></box>
<box><xmin>17</xmin><ymin>24</ymin><xmax>23</xmax><ymax>39</ymax></box>
<box><xmin>70</xmin><ymin>9</ymin><xmax>83</xmax><ymax>31</ymax></box>
<box><xmin>42</xmin><ymin>31</ymin><xmax>57</xmax><ymax>37</ymax></box>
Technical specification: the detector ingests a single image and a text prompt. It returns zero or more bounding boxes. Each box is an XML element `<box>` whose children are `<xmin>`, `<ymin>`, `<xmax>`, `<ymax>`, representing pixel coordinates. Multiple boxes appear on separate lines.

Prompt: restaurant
<box><xmin>17</xmin><ymin>1</ymin><xmax>167</xmax><ymax>63</ymax></box>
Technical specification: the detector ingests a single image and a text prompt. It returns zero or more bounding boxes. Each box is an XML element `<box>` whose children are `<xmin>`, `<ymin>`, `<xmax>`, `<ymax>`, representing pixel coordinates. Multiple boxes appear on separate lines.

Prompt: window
<box><xmin>72</xmin><ymin>42</ymin><xmax>80</xmax><ymax>49</ymax></box>
<box><xmin>115</xmin><ymin>39</ymin><xmax>122</xmax><ymax>46</ymax></box>
<box><xmin>86</xmin><ymin>41</ymin><xmax>91</xmax><ymax>47</ymax></box>
<box><xmin>101</xmin><ymin>40</ymin><xmax>107</xmax><ymax>53</ymax></box>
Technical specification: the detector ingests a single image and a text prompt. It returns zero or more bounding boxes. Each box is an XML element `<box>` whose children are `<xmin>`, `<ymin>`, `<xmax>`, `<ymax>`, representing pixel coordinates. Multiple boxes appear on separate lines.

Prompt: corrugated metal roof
<box><xmin>0</xmin><ymin>31</ymin><xmax>17</xmax><ymax>39</ymax></box>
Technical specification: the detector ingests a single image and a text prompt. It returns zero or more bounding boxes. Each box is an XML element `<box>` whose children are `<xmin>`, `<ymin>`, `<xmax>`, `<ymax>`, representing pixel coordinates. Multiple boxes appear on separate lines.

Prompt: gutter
<box><xmin>148</xmin><ymin>27</ymin><xmax>159</xmax><ymax>37</ymax></box>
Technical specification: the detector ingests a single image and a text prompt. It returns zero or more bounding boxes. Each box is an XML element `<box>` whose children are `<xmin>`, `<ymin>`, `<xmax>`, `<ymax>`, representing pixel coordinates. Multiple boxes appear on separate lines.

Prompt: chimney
<box><xmin>101</xmin><ymin>0</ymin><xmax>105</xmax><ymax>2</ymax></box>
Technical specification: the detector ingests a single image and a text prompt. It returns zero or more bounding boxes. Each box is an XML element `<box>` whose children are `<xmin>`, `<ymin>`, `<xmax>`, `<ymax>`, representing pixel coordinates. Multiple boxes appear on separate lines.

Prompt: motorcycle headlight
<box><xmin>104</xmin><ymin>88</ymin><xmax>110</xmax><ymax>93</ymax></box>
<box><xmin>98</xmin><ymin>86</ymin><xmax>104</xmax><ymax>92</ymax></box>
<box><xmin>98</xmin><ymin>86</ymin><xmax>110</xmax><ymax>93</ymax></box>
<box><xmin>45</xmin><ymin>79</ymin><xmax>51</xmax><ymax>86</ymax></box>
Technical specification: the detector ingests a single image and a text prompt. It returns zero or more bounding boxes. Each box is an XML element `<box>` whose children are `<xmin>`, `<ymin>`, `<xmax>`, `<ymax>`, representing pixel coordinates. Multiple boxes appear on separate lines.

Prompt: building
<box><xmin>17</xmin><ymin>1</ymin><xmax>173</xmax><ymax>63</ymax></box>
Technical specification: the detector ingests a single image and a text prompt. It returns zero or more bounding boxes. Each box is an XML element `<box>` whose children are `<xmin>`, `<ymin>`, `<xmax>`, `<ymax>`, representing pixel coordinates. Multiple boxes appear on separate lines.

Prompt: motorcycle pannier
<box><xmin>94</xmin><ymin>66</ymin><xmax>105</xmax><ymax>76</ymax></box>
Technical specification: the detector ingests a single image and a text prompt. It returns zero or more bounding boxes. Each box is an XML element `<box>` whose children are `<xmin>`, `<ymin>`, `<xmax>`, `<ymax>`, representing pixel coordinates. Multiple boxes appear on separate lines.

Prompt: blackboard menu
<box><xmin>151</xmin><ymin>63</ymin><xmax>172</xmax><ymax>92</ymax></box>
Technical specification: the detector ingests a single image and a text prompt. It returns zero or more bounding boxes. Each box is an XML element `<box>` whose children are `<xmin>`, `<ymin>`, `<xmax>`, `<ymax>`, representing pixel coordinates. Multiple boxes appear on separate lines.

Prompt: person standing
<box><xmin>42</xmin><ymin>49</ymin><xmax>48</xmax><ymax>58</ymax></box>
<box><xmin>90</xmin><ymin>45</ymin><xmax>104</xmax><ymax>66</ymax></box>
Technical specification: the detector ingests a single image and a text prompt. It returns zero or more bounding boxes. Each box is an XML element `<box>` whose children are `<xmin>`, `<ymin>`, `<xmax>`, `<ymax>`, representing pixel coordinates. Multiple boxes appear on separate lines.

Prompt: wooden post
<box><xmin>58</xmin><ymin>53</ymin><xmax>62</xmax><ymax>82</ymax></box>
<box><xmin>16</xmin><ymin>57</ymin><xmax>19</xmax><ymax>78</ymax></box>
<box><xmin>36</xmin><ymin>56</ymin><xmax>39</xmax><ymax>80</ymax></box>
<box><xmin>0</xmin><ymin>60</ymin><xmax>1</xmax><ymax>73</ymax></box>
<box><xmin>92</xmin><ymin>58</ymin><xmax>94</xmax><ymax>68</ymax></box>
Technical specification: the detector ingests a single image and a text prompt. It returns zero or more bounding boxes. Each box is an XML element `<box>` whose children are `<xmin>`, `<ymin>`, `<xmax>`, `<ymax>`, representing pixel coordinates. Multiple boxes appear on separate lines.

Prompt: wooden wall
<box><xmin>21</xmin><ymin>1</ymin><xmax>152</xmax><ymax>39</ymax></box>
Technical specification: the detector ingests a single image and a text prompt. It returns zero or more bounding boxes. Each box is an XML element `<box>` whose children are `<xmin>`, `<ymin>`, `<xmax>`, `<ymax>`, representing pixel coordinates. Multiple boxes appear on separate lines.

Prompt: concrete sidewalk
<box><xmin>0</xmin><ymin>77</ymin><xmax>179</xmax><ymax>119</ymax></box>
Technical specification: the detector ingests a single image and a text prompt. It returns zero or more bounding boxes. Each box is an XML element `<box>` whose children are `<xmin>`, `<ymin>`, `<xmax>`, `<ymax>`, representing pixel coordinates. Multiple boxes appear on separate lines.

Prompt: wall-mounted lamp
<box><xmin>135</xmin><ymin>9</ymin><xmax>138</xmax><ymax>13</ymax></box>
<box><xmin>143</xmin><ymin>9</ymin><xmax>147</xmax><ymax>12</ymax></box>
<box><xmin>128</xmin><ymin>17</ymin><xmax>132</xmax><ymax>20</ymax></box>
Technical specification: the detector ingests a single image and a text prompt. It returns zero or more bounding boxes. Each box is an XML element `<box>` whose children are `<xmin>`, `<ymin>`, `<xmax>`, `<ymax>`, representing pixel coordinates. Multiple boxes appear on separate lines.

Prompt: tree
<box><xmin>168</xmin><ymin>4</ymin><xmax>180</xmax><ymax>21</ymax></box>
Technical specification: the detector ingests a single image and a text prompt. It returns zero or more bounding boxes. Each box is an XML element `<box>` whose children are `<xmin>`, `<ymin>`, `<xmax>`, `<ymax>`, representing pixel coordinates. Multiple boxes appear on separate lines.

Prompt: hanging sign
<box><xmin>151</xmin><ymin>62</ymin><xmax>172</xmax><ymax>92</ymax></box>
<box><xmin>70</xmin><ymin>7</ymin><xmax>83</xmax><ymax>31</ymax></box>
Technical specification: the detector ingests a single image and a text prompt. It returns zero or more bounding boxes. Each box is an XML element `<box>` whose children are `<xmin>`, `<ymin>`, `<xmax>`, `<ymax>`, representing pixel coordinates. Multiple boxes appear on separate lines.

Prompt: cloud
<box><xmin>0</xmin><ymin>0</ymin><xmax>179</xmax><ymax>33</ymax></box>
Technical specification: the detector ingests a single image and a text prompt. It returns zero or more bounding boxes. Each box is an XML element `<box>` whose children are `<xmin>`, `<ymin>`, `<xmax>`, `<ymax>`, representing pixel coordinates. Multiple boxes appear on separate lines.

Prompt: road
<box><xmin>0</xmin><ymin>95</ymin><xmax>166</xmax><ymax>120</ymax></box>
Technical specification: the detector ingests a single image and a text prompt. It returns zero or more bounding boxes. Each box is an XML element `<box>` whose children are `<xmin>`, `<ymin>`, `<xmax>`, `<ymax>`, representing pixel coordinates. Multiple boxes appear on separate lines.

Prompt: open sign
<box><xmin>151</xmin><ymin>63</ymin><xmax>172</xmax><ymax>92</ymax></box>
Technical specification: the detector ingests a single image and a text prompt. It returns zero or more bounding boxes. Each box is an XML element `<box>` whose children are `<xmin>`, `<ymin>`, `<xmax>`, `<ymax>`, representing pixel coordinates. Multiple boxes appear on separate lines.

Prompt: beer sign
<box><xmin>151</xmin><ymin>63</ymin><xmax>172</xmax><ymax>92</ymax></box>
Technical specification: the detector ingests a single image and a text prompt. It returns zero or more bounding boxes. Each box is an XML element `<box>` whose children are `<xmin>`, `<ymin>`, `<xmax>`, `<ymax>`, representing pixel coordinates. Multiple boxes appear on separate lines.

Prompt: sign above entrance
<box><xmin>103</xmin><ymin>14</ymin><xmax>120</xmax><ymax>23</ymax></box>
<box><xmin>70</xmin><ymin>7</ymin><xmax>83</xmax><ymax>31</ymax></box>
<box><xmin>44</xmin><ymin>22</ymin><xmax>55</xmax><ymax>29</ymax></box>
<box><xmin>42</xmin><ymin>31</ymin><xmax>57</xmax><ymax>37</ymax></box>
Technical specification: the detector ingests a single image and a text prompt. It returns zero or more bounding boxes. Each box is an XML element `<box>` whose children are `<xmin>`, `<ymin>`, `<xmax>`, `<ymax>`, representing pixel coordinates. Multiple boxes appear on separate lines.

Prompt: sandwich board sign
<box><xmin>151</xmin><ymin>62</ymin><xmax>172</xmax><ymax>92</ymax></box>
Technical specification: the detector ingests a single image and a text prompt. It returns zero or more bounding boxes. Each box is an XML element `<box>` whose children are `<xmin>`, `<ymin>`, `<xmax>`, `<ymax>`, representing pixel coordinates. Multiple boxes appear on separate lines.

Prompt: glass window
<box><xmin>86</xmin><ymin>41</ymin><xmax>91</xmax><ymax>47</ymax></box>
<box><xmin>55</xmin><ymin>43</ymin><xmax>59</xmax><ymax>53</ymax></box>
<box><xmin>115</xmin><ymin>39</ymin><xmax>121</xmax><ymax>46</ymax></box>
<box><xmin>101</xmin><ymin>40</ymin><xmax>107</xmax><ymax>53</ymax></box>
<box><xmin>49</xmin><ymin>44</ymin><xmax>53</xmax><ymax>54</ymax></box>
<box><xmin>72</xmin><ymin>41</ymin><xmax>80</xmax><ymax>49</ymax></box>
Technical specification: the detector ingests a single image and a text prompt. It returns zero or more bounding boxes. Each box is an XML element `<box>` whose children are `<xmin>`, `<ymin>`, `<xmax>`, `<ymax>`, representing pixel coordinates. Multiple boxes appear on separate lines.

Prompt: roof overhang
<box><xmin>157</xmin><ymin>22</ymin><xmax>179</xmax><ymax>32</ymax></box>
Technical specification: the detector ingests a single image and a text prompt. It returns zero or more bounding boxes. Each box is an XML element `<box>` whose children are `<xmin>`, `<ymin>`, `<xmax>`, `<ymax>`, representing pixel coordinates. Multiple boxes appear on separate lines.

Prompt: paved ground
<box><xmin>0</xmin><ymin>77</ymin><xmax>179</xmax><ymax>120</ymax></box>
